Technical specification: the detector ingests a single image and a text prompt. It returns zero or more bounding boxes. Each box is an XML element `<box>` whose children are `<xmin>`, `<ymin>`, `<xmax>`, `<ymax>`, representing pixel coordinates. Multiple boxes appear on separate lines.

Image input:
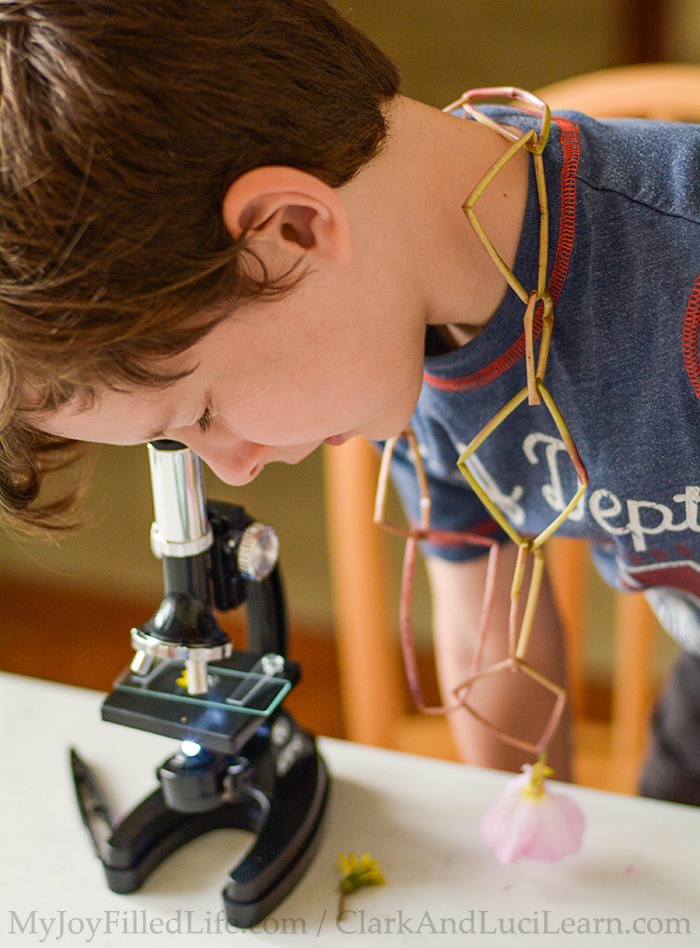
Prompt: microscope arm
<box><xmin>245</xmin><ymin>566</ymin><xmax>287</xmax><ymax>658</ymax></box>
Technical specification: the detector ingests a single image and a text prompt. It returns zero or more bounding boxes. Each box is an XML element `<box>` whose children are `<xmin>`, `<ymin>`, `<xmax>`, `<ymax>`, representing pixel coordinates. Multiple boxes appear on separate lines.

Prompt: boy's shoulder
<box><xmin>557</xmin><ymin>110</ymin><xmax>700</xmax><ymax>224</ymax></box>
<box><xmin>473</xmin><ymin>103</ymin><xmax>700</xmax><ymax>224</ymax></box>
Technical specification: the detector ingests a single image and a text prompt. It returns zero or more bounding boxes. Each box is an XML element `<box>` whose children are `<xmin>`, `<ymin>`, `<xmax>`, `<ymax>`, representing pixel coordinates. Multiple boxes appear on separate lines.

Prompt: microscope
<box><xmin>71</xmin><ymin>440</ymin><xmax>329</xmax><ymax>928</ymax></box>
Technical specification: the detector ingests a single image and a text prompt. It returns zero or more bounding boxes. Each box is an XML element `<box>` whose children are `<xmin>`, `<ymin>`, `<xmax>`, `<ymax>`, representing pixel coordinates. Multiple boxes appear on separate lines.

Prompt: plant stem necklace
<box><xmin>374</xmin><ymin>88</ymin><xmax>589</xmax><ymax>758</ymax></box>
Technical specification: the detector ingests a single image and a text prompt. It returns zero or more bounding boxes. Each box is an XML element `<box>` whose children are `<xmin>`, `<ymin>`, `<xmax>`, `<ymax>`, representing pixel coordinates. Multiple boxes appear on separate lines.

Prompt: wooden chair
<box><xmin>323</xmin><ymin>63</ymin><xmax>700</xmax><ymax>792</ymax></box>
<box><xmin>537</xmin><ymin>62</ymin><xmax>700</xmax><ymax>122</ymax></box>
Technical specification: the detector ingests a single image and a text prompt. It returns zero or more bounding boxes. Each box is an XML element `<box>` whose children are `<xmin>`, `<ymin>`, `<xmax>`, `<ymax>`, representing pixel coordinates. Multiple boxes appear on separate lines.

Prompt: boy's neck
<box><xmin>344</xmin><ymin>94</ymin><xmax>529</xmax><ymax>344</ymax></box>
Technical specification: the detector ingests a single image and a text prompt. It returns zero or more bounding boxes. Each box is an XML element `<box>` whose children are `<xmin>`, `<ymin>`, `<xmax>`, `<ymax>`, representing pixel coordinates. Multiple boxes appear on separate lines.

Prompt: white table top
<box><xmin>2</xmin><ymin>671</ymin><xmax>699</xmax><ymax>946</ymax></box>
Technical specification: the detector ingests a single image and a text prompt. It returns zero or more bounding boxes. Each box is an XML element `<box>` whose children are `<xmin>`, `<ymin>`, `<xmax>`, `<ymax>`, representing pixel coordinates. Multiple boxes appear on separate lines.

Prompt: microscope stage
<box><xmin>102</xmin><ymin>651</ymin><xmax>300</xmax><ymax>754</ymax></box>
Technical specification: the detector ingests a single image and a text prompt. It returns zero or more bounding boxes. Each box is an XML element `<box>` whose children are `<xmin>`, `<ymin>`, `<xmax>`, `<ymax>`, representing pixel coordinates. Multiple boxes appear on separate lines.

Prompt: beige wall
<box><xmin>667</xmin><ymin>0</ymin><xmax>700</xmax><ymax>61</ymax></box>
<box><xmin>338</xmin><ymin>0</ymin><xmax>627</xmax><ymax>107</ymax></box>
<box><xmin>0</xmin><ymin>446</ymin><xmax>334</xmax><ymax>625</ymax></box>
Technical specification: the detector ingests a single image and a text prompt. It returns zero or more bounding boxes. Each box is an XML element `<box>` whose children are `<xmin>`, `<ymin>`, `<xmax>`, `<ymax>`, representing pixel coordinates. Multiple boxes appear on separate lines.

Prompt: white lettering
<box><xmin>674</xmin><ymin>486</ymin><xmax>700</xmax><ymax>531</ymax></box>
<box><xmin>276</xmin><ymin>732</ymin><xmax>305</xmax><ymax>777</ymax></box>
<box><xmin>460</xmin><ymin>427</ymin><xmax>700</xmax><ymax>556</ymax></box>
<box><xmin>626</xmin><ymin>500</ymin><xmax>687</xmax><ymax>552</ymax></box>
<box><xmin>523</xmin><ymin>433</ymin><xmax>585</xmax><ymax>520</ymax></box>
<box><xmin>589</xmin><ymin>489</ymin><xmax>628</xmax><ymax>536</ymax></box>
<box><xmin>459</xmin><ymin>452</ymin><xmax>525</xmax><ymax>527</ymax></box>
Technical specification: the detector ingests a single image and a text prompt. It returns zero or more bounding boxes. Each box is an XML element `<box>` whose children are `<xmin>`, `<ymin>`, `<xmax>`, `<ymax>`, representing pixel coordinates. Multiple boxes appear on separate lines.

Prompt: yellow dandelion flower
<box><xmin>335</xmin><ymin>852</ymin><xmax>385</xmax><ymax>919</ymax></box>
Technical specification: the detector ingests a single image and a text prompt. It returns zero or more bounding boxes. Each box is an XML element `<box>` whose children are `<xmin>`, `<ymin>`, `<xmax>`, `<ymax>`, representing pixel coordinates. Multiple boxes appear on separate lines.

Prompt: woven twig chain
<box><xmin>374</xmin><ymin>89</ymin><xmax>589</xmax><ymax>756</ymax></box>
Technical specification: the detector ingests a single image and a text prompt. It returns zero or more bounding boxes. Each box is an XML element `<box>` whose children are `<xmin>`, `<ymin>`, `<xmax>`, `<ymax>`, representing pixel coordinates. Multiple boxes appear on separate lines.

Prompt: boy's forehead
<box><xmin>32</xmin><ymin>379</ymin><xmax>185</xmax><ymax>446</ymax></box>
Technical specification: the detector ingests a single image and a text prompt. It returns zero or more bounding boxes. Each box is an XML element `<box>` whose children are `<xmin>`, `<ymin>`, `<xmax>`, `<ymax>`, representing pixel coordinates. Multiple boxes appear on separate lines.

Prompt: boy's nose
<box><xmin>194</xmin><ymin>438</ymin><xmax>270</xmax><ymax>485</ymax></box>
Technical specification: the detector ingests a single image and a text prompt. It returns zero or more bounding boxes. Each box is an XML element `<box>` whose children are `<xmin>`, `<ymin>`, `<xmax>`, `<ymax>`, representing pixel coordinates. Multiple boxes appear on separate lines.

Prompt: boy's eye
<box><xmin>196</xmin><ymin>408</ymin><xmax>212</xmax><ymax>434</ymax></box>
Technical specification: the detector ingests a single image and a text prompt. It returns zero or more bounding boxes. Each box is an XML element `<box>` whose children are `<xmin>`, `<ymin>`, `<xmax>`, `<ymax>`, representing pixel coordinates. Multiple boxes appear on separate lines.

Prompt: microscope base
<box><xmin>101</xmin><ymin>748</ymin><xmax>329</xmax><ymax>929</ymax></box>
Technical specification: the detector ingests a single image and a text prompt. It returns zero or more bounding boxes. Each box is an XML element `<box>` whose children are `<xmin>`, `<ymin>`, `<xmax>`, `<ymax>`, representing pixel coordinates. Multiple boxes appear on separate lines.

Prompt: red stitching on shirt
<box><xmin>424</xmin><ymin>116</ymin><xmax>581</xmax><ymax>392</ymax></box>
<box><xmin>682</xmin><ymin>271</ymin><xmax>700</xmax><ymax>398</ymax></box>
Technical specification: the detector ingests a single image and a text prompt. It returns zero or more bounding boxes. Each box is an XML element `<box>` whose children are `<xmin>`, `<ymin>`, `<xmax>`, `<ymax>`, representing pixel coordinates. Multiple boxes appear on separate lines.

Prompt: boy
<box><xmin>1</xmin><ymin>1</ymin><xmax>699</xmax><ymax>801</ymax></box>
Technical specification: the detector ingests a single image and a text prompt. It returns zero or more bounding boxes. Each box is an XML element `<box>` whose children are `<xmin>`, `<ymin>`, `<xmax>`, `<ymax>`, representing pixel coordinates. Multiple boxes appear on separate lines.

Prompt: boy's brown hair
<box><xmin>0</xmin><ymin>0</ymin><xmax>400</xmax><ymax>528</ymax></box>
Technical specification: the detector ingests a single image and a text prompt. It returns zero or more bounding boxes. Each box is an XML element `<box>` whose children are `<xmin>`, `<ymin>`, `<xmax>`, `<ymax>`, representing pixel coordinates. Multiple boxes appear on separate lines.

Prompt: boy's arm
<box><xmin>427</xmin><ymin>540</ymin><xmax>572</xmax><ymax>780</ymax></box>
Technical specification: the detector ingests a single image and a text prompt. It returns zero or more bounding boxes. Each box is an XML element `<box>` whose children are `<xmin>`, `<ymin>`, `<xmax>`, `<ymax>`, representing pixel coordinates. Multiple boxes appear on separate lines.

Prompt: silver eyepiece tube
<box><xmin>130</xmin><ymin>441</ymin><xmax>229</xmax><ymax>695</ymax></box>
<box><xmin>147</xmin><ymin>441</ymin><xmax>214</xmax><ymax>559</ymax></box>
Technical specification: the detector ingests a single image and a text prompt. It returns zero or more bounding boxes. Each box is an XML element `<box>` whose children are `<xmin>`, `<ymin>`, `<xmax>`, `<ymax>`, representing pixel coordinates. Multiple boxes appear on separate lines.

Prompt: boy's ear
<box><xmin>221</xmin><ymin>166</ymin><xmax>353</xmax><ymax>263</ymax></box>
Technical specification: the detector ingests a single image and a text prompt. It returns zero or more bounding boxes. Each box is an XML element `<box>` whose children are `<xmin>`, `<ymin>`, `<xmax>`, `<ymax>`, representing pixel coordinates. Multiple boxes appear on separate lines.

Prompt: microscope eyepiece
<box><xmin>130</xmin><ymin>444</ymin><xmax>281</xmax><ymax>698</ymax></box>
<box><xmin>130</xmin><ymin>443</ymin><xmax>228</xmax><ymax>694</ymax></box>
<box><xmin>147</xmin><ymin>441</ymin><xmax>213</xmax><ymax>559</ymax></box>
<box><xmin>149</xmin><ymin>439</ymin><xmax>187</xmax><ymax>451</ymax></box>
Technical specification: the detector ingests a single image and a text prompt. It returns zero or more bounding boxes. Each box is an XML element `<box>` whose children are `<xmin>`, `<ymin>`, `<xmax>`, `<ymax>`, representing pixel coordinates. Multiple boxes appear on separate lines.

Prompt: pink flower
<box><xmin>481</xmin><ymin>758</ymin><xmax>585</xmax><ymax>864</ymax></box>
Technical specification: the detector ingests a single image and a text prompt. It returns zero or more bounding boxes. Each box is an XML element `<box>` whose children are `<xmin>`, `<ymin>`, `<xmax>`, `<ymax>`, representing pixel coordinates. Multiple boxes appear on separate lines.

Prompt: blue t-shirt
<box><xmin>389</xmin><ymin>108</ymin><xmax>700</xmax><ymax>654</ymax></box>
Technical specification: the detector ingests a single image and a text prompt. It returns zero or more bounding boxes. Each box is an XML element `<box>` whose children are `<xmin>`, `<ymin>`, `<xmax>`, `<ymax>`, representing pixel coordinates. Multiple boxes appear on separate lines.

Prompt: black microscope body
<box><xmin>73</xmin><ymin>442</ymin><xmax>329</xmax><ymax>929</ymax></box>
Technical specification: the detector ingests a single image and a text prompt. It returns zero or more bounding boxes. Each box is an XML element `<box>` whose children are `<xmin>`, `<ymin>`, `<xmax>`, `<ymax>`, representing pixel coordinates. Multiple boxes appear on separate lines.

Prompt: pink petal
<box><xmin>523</xmin><ymin>789</ymin><xmax>585</xmax><ymax>861</ymax></box>
<box><xmin>481</xmin><ymin>771</ymin><xmax>585</xmax><ymax>865</ymax></box>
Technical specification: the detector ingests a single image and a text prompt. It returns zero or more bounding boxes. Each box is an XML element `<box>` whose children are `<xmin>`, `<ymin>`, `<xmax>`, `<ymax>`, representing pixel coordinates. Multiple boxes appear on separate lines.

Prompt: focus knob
<box><xmin>235</xmin><ymin>522</ymin><xmax>279</xmax><ymax>581</ymax></box>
